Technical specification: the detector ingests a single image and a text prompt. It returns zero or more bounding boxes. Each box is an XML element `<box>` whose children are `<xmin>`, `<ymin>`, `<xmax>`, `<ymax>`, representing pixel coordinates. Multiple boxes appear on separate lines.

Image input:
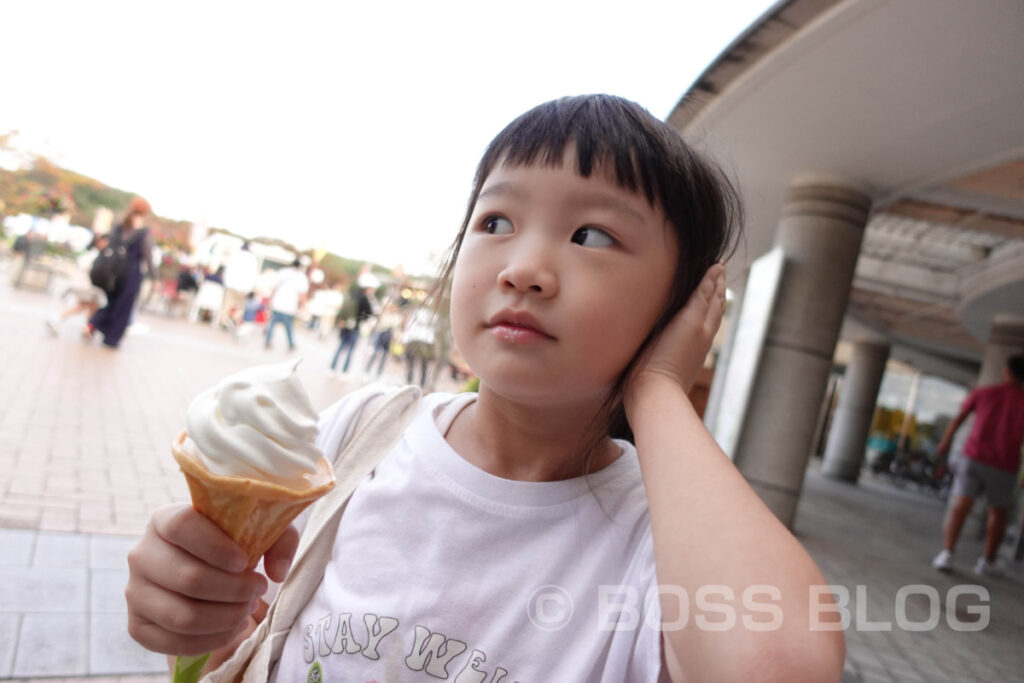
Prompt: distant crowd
<box><xmin>5</xmin><ymin>198</ymin><xmax>472</xmax><ymax>389</ymax></box>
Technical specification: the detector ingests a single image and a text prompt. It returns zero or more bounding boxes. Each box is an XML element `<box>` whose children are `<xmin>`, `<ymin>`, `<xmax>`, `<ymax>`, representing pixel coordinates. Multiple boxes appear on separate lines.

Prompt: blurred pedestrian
<box><xmin>203</xmin><ymin>265</ymin><xmax>225</xmax><ymax>285</ymax></box>
<box><xmin>308</xmin><ymin>283</ymin><xmax>344</xmax><ymax>338</ymax></box>
<box><xmin>218</xmin><ymin>241</ymin><xmax>259</xmax><ymax>329</ymax></box>
<box><xmin>12</xmin><ymin>226</ymin><xmax>47</xmax><ymax>289</ymax></box>
<box><xmin>46</xmin><ymin>233</ymin><xmax>109</xmax><ymax>334</ymax></box>
<box><xmin>176</xmin><ymin>263</ymin><xmax>199</xmax><ymax>296</ymax></box>
<box><xmin>264</xmin><ymin>258</ymin><xmax>308</xmax><ymax>351</ymax></box>
<box><xmin>364</xmin><ymin>302</ymin><xmax>402</xmax><ymax>377</ymax></box>
<box><xmin>84</xmin><ymin>197</ymin><xmax>155</xmax><ymax>348</ymax></box>
<box><xmin>166</xmin><ymin>261</ymin><xmax>200</xmax><ymax>317</ymax></box>
<box><xmin>932</xmin><ymin>355</ymin><xmax>1024</xmax><ymax>575</ymax></box>
<box><xmin>401</xmin><ymin>305</ymin><xmax>436</xmax><ymax>387</ymax></box>
<box><xmin>330</xmin><ymin>275</ymin><xmax>377</xmax><ymax>374</ymax></box>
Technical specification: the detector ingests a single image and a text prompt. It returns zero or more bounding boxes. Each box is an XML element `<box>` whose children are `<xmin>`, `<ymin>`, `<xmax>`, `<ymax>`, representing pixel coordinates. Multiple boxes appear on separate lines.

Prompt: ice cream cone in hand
<box><xmin>172</xmin><ymin>431</ymin><xmax>333</xmax><ymax>569</ymax></box>
<box><xmin>174</xmin><ymin>359</ymin><xmax>334</xmax><ymax>569</ymax></box>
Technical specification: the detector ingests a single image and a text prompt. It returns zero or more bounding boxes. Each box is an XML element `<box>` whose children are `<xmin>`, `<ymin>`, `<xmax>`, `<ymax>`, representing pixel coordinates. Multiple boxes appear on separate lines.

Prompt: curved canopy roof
<box><xmin>669</xmin><ymin>0</ymin><xmax>1024</xmax><ymax>382</ymax></box>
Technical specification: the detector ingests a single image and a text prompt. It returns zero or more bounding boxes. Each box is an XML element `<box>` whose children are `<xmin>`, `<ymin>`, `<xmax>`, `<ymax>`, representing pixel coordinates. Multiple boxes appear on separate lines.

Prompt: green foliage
<box><xmin>0</xmin><ymin>154</ymin><xmax>194</xmax><ymax>250</ymax></box>
<box><xmin>71</xmin><ymin>183</ymin><xmax>134</xmax><ymax>222</ymax></box>
<box><xmin>318</xmin><ymin>253</ymin><xmax>363</xmax><ymax>284</ymax></box>
<box><xmin>0</xmin><ymin>143</ymin><xmax>415</xmax><ymax>272</ymax></box>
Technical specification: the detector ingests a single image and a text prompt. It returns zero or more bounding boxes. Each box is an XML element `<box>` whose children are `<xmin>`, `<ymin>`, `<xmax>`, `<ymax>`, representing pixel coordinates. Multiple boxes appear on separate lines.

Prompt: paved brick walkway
<box><xmin>798</xmin><ymin>469</ymin><xmax>1024</xmax><ymax>682</ymax></box>
<box><xmin>1</xmin><ymin>255</ymin><xmax>1023</xmax><ymax>681</ymax></box>
<box><xmin>0</xmin><ymin>280</ymin><xmax>349</xmax><ymax>537</ymax></box>
<box><xmin>0</xmin><ymin>258</ymin><xmax>455</xmax><ymax>679</ymax></box>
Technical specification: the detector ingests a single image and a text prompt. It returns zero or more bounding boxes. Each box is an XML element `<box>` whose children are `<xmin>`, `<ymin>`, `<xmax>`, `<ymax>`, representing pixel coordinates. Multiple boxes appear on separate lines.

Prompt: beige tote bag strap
<box><xmin>292</xmin><ymin>384</ymin><xmax>422</xmax><ymax>567</ymax></box>
<box><xmin>205</xmin><ymin>385</ymin><xmax>422</xmax><ymax>683</ymax></box>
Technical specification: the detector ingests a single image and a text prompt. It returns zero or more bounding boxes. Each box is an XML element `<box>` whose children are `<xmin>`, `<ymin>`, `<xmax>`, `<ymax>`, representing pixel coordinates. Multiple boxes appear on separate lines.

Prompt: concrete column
<box><xmin>821</xmin><ymin>339</ymin><xmax>890</xmax><ymax>482</ymax></box>
<box><xmin>733</xmin><ymin>177</ymin><xmax>872</xmax><ymax>527</ymax></box>
<box><xmin>977</xmin><ymin>318</ymin><xmax>1024</xmax><ymax>386</ymax></box>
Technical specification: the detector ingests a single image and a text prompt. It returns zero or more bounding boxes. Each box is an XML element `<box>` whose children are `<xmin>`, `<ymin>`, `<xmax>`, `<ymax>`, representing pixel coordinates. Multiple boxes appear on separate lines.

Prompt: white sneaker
<box><xmin>973</xmin><ymin>557</ymin><xmax>1002</xmax><ymax>577</ymax></box>
<box><xmin>932</xmin><ymin>549</ymin><xmax>954</xmax><ymax>572</ymax></box>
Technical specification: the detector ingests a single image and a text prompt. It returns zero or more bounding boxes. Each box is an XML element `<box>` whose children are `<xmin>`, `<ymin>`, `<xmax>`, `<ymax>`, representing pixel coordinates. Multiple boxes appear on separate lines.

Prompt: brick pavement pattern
<box><xmin>0</xmin><ymin>265</ymin><xmax>375</xmax><ymax>537</ymax></box>
<box><xmin>2</xmin><ymin>257</ymin><xmax>1024</xmax><ymax>681</ymax></box>
<box><xmin>0</xmin><ymin>263</ymin><xmax>391</xmax><ymax>679</ymax></box>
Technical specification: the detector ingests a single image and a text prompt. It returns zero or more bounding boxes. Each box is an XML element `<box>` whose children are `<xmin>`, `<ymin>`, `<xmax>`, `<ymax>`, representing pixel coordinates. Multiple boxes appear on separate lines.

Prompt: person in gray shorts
<box><xmin>932</xmin><ymin>355</ymin><xmax>1024</xmax><ymax>576</ymax></box>
<box><xmin>951</xmin><ymin>458</ymin><xmax>1015</xmax><ymax>506</ymax></box>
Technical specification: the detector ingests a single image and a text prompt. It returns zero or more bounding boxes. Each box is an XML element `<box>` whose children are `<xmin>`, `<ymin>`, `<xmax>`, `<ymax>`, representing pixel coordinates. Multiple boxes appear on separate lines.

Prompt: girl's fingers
<box><xmin>125</xmin><ymin>502</ymin><xmax>269</xmax><ymax>656</ymax></box>
<box><xmin>675</xmin><ymin>264</ymin><xmax>726</xmax><ymax>334</ymax></box>
<box><xmin>126</xmin><ymin>579</ymin><xmax>255</xmax><ymax>638</ymax></box>
<box><xmin>263</xmin><ymin>525</ymin><xmax>300</xmax><ymax>582</ymax></box>
<box><xmin>149</xmin><ymin>503</ymin><xmax>249</xmax><ymax>573</ymax></box>
<box><xmin>704</xmin><ymin>263</ymin><xmax>726</xmax><ymax>300</ymax></box>
<box><xmin>127</xmin><ymin>526</ymin><xmax>267</xmax><ymax>603</ymax></box>
<box><xmin>127</xmin><ymin>607</ymin><xmax>252</xmax><ymax>656</ymax></box>
<box><xmin>706</xmin><ymin>268</ymin><xmax>727</xmax><ymax>331</ymax></box>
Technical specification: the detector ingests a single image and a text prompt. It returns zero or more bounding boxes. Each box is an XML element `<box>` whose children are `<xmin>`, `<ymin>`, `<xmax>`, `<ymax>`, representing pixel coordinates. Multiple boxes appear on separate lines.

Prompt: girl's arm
<box><xmin>625</xmin><ymin>266</ymin><xmax>845</xmax><ymax>683</ymax></box>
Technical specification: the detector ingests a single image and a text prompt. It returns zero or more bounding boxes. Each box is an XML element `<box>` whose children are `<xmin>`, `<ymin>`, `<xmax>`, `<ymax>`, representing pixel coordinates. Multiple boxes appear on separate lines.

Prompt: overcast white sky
<box><xmin>2</xmin><ymin>0</ymin><xmax>773</xmax><ymax>273</ymax></box>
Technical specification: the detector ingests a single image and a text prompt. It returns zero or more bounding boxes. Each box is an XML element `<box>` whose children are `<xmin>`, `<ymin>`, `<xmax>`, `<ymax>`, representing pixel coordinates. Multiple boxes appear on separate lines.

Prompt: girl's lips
<box><xmin>486</xmin><ymin>309</ymin><xmax>555</xmax><ymax>343</ymax></box>
<box><xmin>489</xmin><ymin>323</ymin><xmax>554</xmax><ymax>344</ymax></box>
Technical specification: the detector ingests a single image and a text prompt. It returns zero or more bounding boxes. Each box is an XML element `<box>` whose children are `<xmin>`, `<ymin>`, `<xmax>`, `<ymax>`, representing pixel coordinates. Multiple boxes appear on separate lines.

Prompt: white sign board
<box><xmin>712</xmin><ymin>247</ymin><xmax>785</xmax><ymax>460</ymax></box>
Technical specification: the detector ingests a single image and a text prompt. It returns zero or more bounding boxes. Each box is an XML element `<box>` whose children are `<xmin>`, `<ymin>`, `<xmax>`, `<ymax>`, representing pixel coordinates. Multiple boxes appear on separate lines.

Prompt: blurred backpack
<box><xmin>90</xmin><ymin>228</ymin><xmax>145</xmax><ymax>295</ymax></box>
<box><xmin>90</xmin><ymin>232</ymin><xmax>127</xmax><ymax>295</ymax></box>
<box><xmin>335</xmin><ymin>286</ymin><xmax>371</xmax><ymax>329</ymax></box>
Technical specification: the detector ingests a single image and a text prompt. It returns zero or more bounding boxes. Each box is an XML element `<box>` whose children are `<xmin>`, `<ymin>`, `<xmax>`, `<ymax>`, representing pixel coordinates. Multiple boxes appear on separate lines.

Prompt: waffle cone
<box><xmin>171</xmin><ymin>430</ymin><xmax>334</xmax><ymax>569</ymax></box>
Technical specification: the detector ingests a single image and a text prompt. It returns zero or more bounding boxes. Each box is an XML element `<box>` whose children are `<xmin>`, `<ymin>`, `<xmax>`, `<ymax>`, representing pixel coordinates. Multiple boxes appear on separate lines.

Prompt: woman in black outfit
<box><xmin>86</xmin><ymin>197</ymin><xmax>155</xmax><ymax>348</ymax></box>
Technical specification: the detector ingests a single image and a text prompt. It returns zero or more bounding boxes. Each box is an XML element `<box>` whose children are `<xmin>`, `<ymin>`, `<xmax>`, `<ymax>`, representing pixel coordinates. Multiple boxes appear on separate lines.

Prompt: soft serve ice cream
<box><xmin>171</xmin><ymin>358</ymin><xmax>334</xmax><ymax>570</ymax></box>
<box><xmin>182</xmin><ymin>359</ymin><xmax>323</xmax><ymax>487</ymax></box>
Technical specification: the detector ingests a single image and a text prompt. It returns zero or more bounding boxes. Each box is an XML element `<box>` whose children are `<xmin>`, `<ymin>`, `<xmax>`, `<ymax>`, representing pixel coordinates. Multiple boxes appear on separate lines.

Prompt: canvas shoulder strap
<box><xmin>204</xmin><ymin>384</ymin><xmax>422</xmax><ymax>683</ymax></box>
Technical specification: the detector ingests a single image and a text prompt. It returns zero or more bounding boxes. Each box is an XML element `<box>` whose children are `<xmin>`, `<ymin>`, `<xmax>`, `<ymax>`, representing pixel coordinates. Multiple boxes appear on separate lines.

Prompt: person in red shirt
<box><xmin>932</xmin><ymin>355</ymin><xmax>1024</xmax><ymax>575</ymax></box>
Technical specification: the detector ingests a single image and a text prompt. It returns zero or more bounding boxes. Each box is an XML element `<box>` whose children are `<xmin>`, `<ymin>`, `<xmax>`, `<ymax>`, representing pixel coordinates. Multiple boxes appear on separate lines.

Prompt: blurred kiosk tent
<box><xmin>709</xmin><ymin>247</ymin><xmax>785</xmax><ymax>459</ymax></box>
<box><xmin>186</xmin><ymin>232</ymin><xmax>299</xmax><ymax>323</ymax></box>
<box><xmin>192</xmin><ymin>232</ymin><xmax>297</xmax><ymax>273</ymax></box>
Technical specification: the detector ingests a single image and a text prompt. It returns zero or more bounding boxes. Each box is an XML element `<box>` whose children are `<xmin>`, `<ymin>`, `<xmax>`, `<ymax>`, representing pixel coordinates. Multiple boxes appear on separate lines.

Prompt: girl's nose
<box><xmin>497</xmin><ymin>249</ymin><xmax>559</xmax><ymax>297</ymax></box>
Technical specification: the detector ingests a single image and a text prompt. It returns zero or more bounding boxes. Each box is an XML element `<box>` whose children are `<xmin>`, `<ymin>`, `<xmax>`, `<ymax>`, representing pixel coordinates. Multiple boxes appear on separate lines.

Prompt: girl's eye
<box><xmin>570</xmin><ymin>227</ymin><xmax>614</xmax><ymax>247</ymax></box>
<box><xmin>483</xmin><ymin>216</ymin><xmax>513</xmax><ymax>235</ymax></box>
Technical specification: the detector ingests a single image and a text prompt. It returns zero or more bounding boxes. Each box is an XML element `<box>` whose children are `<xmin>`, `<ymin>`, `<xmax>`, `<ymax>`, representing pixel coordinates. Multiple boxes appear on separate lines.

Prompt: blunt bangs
<box><xmin>469</xmin><ymin>95</ymin><xmax>739</xmax><ymax>282</ymax></box>
<box><xmin>476</xmin><ymin>96</ymin><xmax>665</xmax><ymax>209</ymax></box>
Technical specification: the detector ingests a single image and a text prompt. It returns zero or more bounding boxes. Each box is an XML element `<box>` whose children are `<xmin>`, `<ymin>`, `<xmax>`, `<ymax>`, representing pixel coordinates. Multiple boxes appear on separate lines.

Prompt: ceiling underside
<box><xmin>669</xmin><ymin>0</ymin><xmax>1024</xmax><ymax>383</ymax></box>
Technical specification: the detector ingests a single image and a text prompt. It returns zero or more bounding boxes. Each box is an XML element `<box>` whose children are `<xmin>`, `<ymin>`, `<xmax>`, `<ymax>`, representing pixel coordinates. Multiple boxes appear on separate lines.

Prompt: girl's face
<box><xmin>450</xmin><ymin>153</ymin><xmax>678</xmax><ymax>408</ymax></box>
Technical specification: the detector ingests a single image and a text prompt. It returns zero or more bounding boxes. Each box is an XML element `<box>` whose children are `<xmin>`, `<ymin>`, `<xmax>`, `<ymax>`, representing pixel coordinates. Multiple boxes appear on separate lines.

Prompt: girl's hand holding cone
<box><xmin>127</xmin><ymin>361</ymin><xmax>332</xmax><ymax>682</ymax></box>
<box><xmin>125</xmin><ymin>503</ymin><xmax>298</xmax><ymax>668</ymax></box>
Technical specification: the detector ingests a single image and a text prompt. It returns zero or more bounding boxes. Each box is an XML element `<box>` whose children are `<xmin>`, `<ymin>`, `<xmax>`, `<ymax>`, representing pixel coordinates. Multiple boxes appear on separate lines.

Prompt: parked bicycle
<box><xmin>886</xmin><ymin>448</ymin><xmax>952</xmax><ymax>498</ymax></box>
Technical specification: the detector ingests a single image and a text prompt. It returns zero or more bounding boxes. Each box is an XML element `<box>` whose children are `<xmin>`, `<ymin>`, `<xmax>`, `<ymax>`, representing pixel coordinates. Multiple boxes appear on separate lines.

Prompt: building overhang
<box><xmin>670</xmin><ymin>0</ymin><xmax>1024</xmax><ymax>380</ymax></box>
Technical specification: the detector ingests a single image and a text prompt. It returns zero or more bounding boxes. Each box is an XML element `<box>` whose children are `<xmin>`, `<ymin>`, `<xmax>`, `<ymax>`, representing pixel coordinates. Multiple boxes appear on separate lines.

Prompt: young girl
<box><xmin>126</xmin><ymin>95</ymin><xmax>843</xmax><ymax>681</ymax></box>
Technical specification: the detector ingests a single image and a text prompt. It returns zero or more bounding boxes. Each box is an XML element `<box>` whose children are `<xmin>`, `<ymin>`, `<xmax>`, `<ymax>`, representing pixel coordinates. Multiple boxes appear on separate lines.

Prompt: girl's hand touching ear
<box><xmin>625</xmin><ymin>264</ymin><xmax>727</xmax><ymax>407</ymax></box>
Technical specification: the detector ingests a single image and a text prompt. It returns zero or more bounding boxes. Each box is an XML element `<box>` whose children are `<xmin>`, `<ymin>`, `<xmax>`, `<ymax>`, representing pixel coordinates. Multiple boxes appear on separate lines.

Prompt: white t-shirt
<box><xmin>271</xmin><ymin>391</ymin><xmax>664</xmax><ymax>682</ymax></box>
<box><xmin>402</xmin><ymin>307</ymin><xmax>437</xmax><ymax>345</ymax></box>
<box><xmin>223</xmin><ymin>249</ymin><xmax>260</xmax><ymax>293</ymax></box>
<box><xmin>269</xmin><ymin>267</ymin><xmax>309</xmax><ymax>315</ymax></box>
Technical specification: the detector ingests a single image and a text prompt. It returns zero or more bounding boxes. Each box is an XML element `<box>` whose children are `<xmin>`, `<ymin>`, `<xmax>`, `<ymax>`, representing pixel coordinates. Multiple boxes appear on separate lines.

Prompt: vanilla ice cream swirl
<box><xmin>185</xmin><ymin>360</ymin><xmax>323</xmax><ymax>484</ymax></box>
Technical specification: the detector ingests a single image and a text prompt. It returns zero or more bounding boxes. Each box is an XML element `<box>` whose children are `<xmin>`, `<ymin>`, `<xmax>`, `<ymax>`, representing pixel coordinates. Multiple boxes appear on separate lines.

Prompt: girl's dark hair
<box><xmin>433</xmin><ymin>94</ymin><xmax>742</xmax><ymax>471</ymax></box>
